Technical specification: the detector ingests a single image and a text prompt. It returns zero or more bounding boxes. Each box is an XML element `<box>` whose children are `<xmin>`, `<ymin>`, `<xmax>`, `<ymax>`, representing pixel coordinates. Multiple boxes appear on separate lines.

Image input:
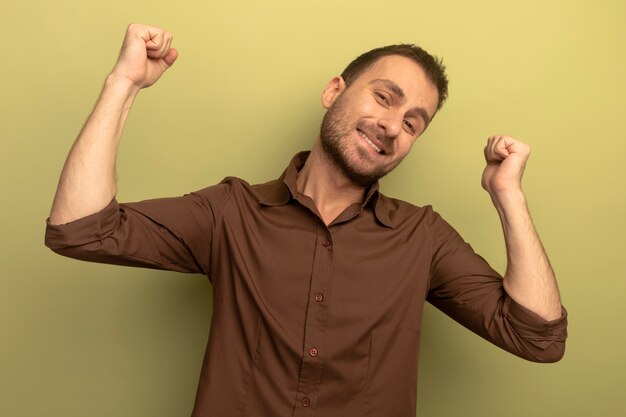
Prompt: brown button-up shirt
<box><xmin>45</xmin><ymin>152</ymin><xmax>567</xmax><ymax>417</ymax></box>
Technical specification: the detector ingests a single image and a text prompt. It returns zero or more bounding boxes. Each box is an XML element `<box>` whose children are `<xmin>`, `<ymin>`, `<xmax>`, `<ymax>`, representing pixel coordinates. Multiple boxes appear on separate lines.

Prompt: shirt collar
<box><xmin>255</xmin><ymin>151</ymin><xmax>394</xmax><ymax>228</ymax></box>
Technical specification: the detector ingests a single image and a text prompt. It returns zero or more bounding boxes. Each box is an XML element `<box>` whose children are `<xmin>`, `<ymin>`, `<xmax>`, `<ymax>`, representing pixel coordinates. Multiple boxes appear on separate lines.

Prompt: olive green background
<box><xmin>1</xmin><ymin>0</ymin><xmax>624</xmax><ymax>416</ymax></box>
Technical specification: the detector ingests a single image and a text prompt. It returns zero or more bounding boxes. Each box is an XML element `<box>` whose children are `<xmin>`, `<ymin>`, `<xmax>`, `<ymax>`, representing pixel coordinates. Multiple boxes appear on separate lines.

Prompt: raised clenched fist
<box><xmin>110</xmin><ymin>23</ymin><xmax>178</xmax><ymax>89</ymax></box>
<box><xmin>481</xmin><ymin>134</ymin><xmax>531</xmax><ymax>197</ymax></box>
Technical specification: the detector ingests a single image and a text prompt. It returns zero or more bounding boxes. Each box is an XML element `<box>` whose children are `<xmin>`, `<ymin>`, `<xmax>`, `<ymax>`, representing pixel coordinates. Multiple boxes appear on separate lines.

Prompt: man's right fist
<box><xmin>110</xmin><ymin>23</ymin><xmax>178</xmax><ymax>89</ymax></box>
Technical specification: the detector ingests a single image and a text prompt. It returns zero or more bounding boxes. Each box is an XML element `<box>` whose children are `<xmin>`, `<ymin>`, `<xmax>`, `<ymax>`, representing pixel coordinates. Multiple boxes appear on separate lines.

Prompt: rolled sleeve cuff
<box><xmin>45</xmin><ymin>199</ymin><xmax>120</xmax><ymax>250</ymax></box>
<box><xmin>505</xmin><ymin>297</ymin><xmax>568</xmax><ymax>350</ymax></box>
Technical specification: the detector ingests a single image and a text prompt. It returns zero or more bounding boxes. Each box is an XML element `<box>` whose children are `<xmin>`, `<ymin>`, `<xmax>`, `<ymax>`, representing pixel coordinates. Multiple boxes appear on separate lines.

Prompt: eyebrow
<box><xmin>370</xmin><ymin>78</ymin><xmax>432</xmax><ymax>127</ymax></box>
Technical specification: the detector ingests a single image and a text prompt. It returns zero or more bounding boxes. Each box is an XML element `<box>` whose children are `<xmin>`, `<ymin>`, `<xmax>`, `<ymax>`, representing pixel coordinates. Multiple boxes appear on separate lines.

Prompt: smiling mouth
<box><xmin>357</xmin><ymin>129</ymin><xmax>385</xmax><ymax>154</ymax></box>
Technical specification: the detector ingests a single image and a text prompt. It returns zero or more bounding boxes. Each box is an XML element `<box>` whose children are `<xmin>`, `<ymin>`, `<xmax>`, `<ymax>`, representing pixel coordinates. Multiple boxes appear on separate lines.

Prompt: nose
<box><xmin>376</xmin><ymin>110</ymin><xmax>403</xmax><ymax>139</ymax></box>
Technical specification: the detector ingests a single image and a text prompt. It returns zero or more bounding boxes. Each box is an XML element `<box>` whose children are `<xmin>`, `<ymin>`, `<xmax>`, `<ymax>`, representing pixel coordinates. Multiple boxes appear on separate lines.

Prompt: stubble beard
<box><xmin>320</xmin><ymin>95</ymin><xmax>395</xmax><ymax>188</ymax></box>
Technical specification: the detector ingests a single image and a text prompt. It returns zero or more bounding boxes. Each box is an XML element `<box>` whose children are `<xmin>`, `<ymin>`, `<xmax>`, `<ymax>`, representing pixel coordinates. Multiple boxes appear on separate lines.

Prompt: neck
<box><xmin>296</xmin><ymin>139</ymin><xmax>368</xmax><ymax>225</ymax></box>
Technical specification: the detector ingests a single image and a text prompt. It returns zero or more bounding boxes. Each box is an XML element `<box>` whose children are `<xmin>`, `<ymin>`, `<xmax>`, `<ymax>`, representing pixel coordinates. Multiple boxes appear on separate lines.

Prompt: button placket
<box><xmin>293</xmin><ymin>228</ymin><xmax>333</xmax><ymax>416</ymax></box>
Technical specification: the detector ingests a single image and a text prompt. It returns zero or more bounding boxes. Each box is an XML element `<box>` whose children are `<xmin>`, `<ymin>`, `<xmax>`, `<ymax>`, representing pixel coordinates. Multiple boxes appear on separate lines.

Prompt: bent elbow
<box><xmin>522</xmin><ymin>339</ymin><xmax>567</xmax><ymax>364</ymax></box>
<box><xmin>538</xmin><ymin>341</ymin><xmax>566</xmax><ymax>363</ymax></box>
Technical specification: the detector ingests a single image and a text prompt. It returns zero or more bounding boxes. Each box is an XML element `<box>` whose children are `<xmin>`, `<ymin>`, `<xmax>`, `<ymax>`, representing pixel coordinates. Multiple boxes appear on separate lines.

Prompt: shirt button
<box><xmin>309</xmin><ymin>347</ymin><xmax>318</xmax><ymax>357</ymax></box>
<box><xmin>314</xmin><ymin>293</ymin><xmax>324</xmax><ymax>302</ymax></box>
<box><xmin>322</xmin><ymin>240</ymin><xmax>331</xmax><ymax>247</ymax></box>
<box><xmin>302</xmin><ymin>397</ymin><xmax>311</xmax><ymax>407</ymax></box>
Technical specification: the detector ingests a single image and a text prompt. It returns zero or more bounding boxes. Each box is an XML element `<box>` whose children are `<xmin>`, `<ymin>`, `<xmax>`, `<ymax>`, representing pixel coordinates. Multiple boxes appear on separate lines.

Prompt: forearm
<box><xmin>49</xmin><ymin>75</ymin><xmax>140</xmax><ymax>225</ymax></box>
<box><xmin>48</xmin><ymin>23</ymin><xmax>178</xmax><ymax>225</ymax></box>
<box><xmin>492</xmin><ymin>190</ymin><xmax>562</xmax><ymax>321</ymax></box>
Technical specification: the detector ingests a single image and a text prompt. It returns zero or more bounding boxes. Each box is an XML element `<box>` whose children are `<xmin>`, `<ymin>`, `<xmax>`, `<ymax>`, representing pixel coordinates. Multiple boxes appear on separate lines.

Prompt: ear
<box><xmin>321</xmin><ymin>76</ymin><xmax>346</xmax><ymax>109</ymax></box>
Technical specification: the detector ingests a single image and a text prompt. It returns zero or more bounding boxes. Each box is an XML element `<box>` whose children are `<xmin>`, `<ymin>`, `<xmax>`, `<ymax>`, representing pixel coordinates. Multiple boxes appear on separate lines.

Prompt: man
<box><xmin>45</xmin><ymin>23</ymin><xmax>567</xmax><ymax>416</ymax></box>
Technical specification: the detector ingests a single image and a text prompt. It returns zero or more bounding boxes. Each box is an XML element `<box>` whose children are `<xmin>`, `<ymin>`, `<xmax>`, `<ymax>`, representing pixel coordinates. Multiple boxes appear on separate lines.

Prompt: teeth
<box><xmin>358</xmin><ymin>130</ymin><xmax>382</xmax><ymax>153</ymax></box>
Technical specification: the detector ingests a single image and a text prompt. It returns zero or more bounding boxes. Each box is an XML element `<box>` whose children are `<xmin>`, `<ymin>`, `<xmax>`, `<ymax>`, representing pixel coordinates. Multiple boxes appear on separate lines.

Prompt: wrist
<box><xmin>102</xmin><ymin>73</ymin><xmax>142</xmax><ymax>112</ymax></box>
<box><xmin>105</xmin><ymin>73</ymin><xmax>141</xmax><ymax>98</ymax></box>
<box><xmin>489</xmin><ymin>187</ymin><xmax>526</xmax><ymax>212</ymax></box>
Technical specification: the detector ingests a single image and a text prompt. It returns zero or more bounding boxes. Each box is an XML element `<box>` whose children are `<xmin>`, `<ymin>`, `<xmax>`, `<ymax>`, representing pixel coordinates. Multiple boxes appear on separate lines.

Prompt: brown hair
<box><xmin>341</xmin><ymin>44</ymin><xmax>449</xmax><ymax>111</ymax></box>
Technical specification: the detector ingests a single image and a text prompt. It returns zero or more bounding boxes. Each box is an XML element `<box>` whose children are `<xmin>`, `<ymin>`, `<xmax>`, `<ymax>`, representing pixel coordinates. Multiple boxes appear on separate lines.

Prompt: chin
<box><xmin>342</xmin><ymin>155</ymin><xmax>394</xmax><ymax>187</ymax></box>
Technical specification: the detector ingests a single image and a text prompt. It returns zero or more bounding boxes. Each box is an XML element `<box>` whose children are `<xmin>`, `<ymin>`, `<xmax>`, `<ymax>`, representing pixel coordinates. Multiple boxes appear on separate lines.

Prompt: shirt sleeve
<box><xmin>44</xmin><ymin>182</ymin><xmax>233</xmax><ymax>277</ymax></box>
<box><xmin>425</xmin><ymin>207</ymin><xmax>568</xmax><ymax>363</ymax></box>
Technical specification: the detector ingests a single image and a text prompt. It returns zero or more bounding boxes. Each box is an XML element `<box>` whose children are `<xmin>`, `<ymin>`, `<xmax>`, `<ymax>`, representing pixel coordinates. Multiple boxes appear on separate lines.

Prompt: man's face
<box><xmin>320</xmin><ymin>55</ymin><xmax>440</xmax><ymax>187</ymax></box>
